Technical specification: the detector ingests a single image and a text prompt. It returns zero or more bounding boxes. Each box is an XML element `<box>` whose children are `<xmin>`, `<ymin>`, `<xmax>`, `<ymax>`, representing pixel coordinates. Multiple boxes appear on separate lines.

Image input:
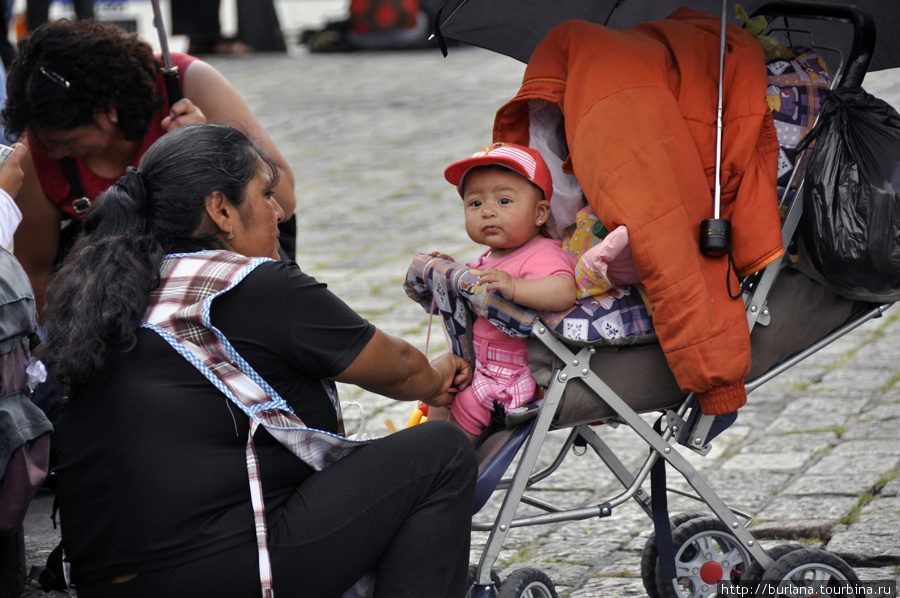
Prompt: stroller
<box><xmin>405</xmin><ymin>2</ymin><xmax>896</xmax><ymax>597</ymax></box>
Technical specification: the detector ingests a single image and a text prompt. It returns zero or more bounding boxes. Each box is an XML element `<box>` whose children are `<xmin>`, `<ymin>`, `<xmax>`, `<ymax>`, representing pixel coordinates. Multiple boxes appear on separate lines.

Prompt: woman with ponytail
<box><xmin>39</xmin><ymin>123</ymin><xmax>475</xmax><ymax>598</ymax></box>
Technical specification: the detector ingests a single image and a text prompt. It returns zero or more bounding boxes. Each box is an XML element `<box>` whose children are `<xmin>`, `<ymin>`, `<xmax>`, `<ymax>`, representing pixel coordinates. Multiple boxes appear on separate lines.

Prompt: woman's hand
<box><xmin>161</xmin><ymin>98</ymin><xmax>208</xmax><ymax>131</ymax></box>
<box><xmin>0</xmin><ymin>144</ymin><xmax>28</xmax><ymax>198</ymax></box>
<box><xmin>422</xmin><ymin>353</ymin><xmax>472</xmax><ymax>408</ymax></box>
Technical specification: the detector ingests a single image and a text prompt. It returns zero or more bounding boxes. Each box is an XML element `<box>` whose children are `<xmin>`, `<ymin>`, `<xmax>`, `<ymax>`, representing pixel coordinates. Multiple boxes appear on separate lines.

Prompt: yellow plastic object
<box><xmin>406</xmin><ymin>402</ymin><xmax>430</xmax><ymax>428</ymax></box>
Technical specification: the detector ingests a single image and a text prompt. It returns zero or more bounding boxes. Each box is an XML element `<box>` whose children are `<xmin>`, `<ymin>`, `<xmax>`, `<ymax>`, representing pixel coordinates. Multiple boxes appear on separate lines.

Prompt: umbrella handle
<box><xmin>752</xmin><ymin>1</ymin><xmax>874</xmax><ymax>88</ymax></box>
<box><xmin>150</xmin><ymin>0</ymin><xmax>181</xmax><ymax>107</ymax></box>
<box><xmin>431</xmin><ymin>6</ymin><xmax>450</xmax><ymax>58</ymax></box>
<box><xmin>163</xmin><ymin>67</ymin><xmax>181</xmax><ymax>106</ymax></box>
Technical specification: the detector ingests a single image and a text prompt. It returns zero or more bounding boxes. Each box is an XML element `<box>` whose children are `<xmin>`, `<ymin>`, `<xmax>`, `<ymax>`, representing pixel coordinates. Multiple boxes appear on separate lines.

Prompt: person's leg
<box><xmin>76</xmin><ymin>422</ymin><xmax>475</xmax><ymax>598</ymax></box>
<box><xmin>0</xmin><ymin>1</ymin><xmax>15</xmax><ymax>70</ymax></box>
<box><xmin>268</xmin><ymin>420</ymin><xmax>476</xmax><ymax>598</ymax></box>
<box><xmin>72</xmin><ymin>543</ymin><xmax>261</xmax><ymax>598</ymax></box>
<box><xmin>72</xmin><ymin>0</ymin><xmax>94</xmax><ymax>20</ymax></box>
<box><xmin>25</xmin><ymin>0</ymin><xmax>50</xmax><ymax>32</ymax></box>
<box><xmin>235</xmin><ymin>0</ymin><xmax>286</xmax><ymax>52</ymax></box>
<box><xmin>171</xmin><ymin>0</ymin><xmax>221</xmax><ymax>54</ymax></box>
<box><xmin>171</xmin><ymin>0</ymin><xmax>220</xmax><ymax>36</ymax></box>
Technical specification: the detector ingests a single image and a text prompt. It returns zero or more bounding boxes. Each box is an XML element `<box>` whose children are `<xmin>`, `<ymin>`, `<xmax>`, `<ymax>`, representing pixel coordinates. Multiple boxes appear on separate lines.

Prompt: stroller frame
<box><xmin>466</xmin><ymin>2</ymin><xmax>890</xmax><ymax>595</ymax></box>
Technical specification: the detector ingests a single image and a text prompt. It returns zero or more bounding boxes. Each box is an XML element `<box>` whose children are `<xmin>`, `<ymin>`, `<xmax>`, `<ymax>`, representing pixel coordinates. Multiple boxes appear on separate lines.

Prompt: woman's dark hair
<box><xmin>1</xmin><ymin>19</ymin><xmax>162</xmax><ymax>140</ymax></box>
<box><xmin>36</xmin><ymin>123</ymin><xmax>278</xmax><ymax>385</ymax></box>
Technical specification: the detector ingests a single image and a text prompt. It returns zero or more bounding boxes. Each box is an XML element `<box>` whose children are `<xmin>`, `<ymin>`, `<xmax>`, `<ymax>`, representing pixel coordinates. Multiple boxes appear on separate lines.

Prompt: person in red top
<box><xmin>0</xmin><ymin>19</ymin><xmax>297</xmax><ymax>318</ymax></box>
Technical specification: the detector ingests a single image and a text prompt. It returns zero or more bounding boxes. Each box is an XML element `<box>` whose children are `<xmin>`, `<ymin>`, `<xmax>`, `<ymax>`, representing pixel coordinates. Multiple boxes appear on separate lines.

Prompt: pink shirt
<box><xmin>468</xmin><ymin>237</ymin><xmax>576</xmax><ymax>343</ymax></box>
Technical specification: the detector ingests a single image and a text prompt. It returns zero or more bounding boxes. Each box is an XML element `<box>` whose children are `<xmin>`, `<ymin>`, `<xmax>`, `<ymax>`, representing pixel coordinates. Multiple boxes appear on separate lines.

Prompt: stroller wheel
<box><xmin>641</xmin><ymin>511</ymin><xmax>709</xmax><ymax>598</ymax></box>
<box><xmin>466</xmin><ymin>564</ymin><xmax>502</xmax><ymax>597</ymax></box>
<box><xmin>496</xmin><ymin>567</ymin><xmax>558</xmax><ymax>598</ymax></box>
<box><xmin>759</xmin><ymin>548</ymin><xmax>858</xmax><ymax>593</ymax></box>
<box><xmin>655</xmin><ymin>516</ymin><xmax>752</xmax><ymax>598</ymax></box>
<box><xmin>739</xmin><ymin>543</ymin><xmax>805</xmax><ymax>590</ymax></box>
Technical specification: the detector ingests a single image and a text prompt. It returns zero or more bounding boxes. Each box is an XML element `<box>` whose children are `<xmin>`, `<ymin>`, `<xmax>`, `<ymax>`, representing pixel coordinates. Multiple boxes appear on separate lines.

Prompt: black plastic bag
<box><xmin>800</xmin><ymin>86</ymin><xmax>900</xmax><ymax>302</ymax></box>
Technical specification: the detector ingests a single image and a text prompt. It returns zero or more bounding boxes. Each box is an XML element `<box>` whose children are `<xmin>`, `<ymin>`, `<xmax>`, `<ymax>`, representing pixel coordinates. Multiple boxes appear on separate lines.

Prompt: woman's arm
<box><xmin>176</xmin><ymin>60</ymin><xmax>297</xmax><ymax>217</ymax></box>
<box><xmin>11</xmin><ymin>139</ymin><xmax>62</xmax><ymax>320</ymax></box>
<box><xmin>333</xmin><ymin>328</ymin><xmax>472</xmax><ymax>408</ymax></box>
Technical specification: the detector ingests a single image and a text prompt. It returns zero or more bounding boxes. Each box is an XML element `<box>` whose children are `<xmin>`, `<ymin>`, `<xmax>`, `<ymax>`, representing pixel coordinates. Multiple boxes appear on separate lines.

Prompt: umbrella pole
<box><xmin>150</xmin><ymin>0</ymin><xmax>182</xmax><ymax>105</ymax></box>
<box><xmin>699</xmin><ymin>0</ymin><xmax>731</xmax><ymax>258</ymax></box>
<box><xmin>714</xmin><ymin>0</ymin><xmax>726</xmax><ymax>220</ymax></box>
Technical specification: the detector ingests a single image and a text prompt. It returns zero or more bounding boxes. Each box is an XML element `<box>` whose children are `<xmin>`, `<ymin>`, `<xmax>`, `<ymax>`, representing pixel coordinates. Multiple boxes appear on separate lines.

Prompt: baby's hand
<box><xmin>429</xmin><ymin>251</ymin><xmax>455</xmax><ymax>262</ymax></box>
<box><xmin>478</xmin><ymin>268</ymin><xmax>517</xmax><ymax>301</ymax></box>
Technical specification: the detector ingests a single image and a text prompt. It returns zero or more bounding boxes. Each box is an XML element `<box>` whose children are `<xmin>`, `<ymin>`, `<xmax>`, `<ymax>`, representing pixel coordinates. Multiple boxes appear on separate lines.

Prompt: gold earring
<box><xmin>227</xmin><ymin>226</ymin><xmax>234</xmax><ymax>241</ymax></box>
<box><xmin>110</xmin><ymin>116</ymin><xmax>118</xmax><ymax>124</ymax></box>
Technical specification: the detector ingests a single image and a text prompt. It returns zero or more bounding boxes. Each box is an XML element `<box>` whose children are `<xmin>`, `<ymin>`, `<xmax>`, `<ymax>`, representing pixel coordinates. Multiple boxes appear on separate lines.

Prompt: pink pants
<box><xmin>450</xmin><ymin>336</ymin><xmax>537</xmax><ymax>435</ymax></box>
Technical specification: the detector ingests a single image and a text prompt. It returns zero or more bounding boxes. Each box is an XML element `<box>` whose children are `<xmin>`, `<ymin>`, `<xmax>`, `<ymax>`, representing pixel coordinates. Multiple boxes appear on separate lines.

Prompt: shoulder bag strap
<box><xmin>58</xmin><ymin>157</ymin><xmax>91</xmax><ymax>216</ymax></box>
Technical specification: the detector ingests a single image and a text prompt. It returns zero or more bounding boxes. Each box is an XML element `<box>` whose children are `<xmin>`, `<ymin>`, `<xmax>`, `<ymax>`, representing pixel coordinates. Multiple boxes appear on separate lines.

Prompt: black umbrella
<box><xmin>434</xmin><ymin>0</ymin><xmax>899</xmax><ymax>74</ymax></box>
<box><xmin>434</xmin><ymin>0</ymin><xmax>892</xmax><ymax>256</ymax></box>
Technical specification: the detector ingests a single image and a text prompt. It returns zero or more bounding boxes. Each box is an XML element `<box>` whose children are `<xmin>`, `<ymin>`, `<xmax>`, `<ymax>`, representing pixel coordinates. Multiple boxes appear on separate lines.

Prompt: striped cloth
<box><xmin>142</xmin><ymin>250</ymin><xmax>371</xmax><ymax>598</ymax></box>
<box><xmin>765</xmin><ymin>46</ymin><xmax>832</xmax><ymax>261</ymax></box>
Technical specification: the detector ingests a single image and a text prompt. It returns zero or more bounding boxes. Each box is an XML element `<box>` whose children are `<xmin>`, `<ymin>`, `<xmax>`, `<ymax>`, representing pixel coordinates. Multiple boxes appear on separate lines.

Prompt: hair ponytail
<box><xmin>38</xmin><ymin>174</ymin><xmax>164</xmax><ymax>385</ymax></box>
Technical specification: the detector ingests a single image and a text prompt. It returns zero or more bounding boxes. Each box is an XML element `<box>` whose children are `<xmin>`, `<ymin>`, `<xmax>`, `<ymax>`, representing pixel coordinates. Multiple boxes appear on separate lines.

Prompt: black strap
<box><xmin>57</xmin><ymin>157</ymin><xmax>92</xmax><ymax>216</ymax></box>
<box><xmin>651</xmin><ymin>417</ymin><xmax>676</xmax><ymax>583</ymax></box>
<box><xmin>725</xmin><ymin>248</ymin><xmax>743</xmax><ymax>300</ymax></box>
<box><xmin>473</xmin><ymin>401</ymin><xmax>507</xmax><ymax>450</ymax></box>
<box><xmin>58</xmin><ymin>157</ymin><xmax>86</xmax><ymax>198</ymax></box>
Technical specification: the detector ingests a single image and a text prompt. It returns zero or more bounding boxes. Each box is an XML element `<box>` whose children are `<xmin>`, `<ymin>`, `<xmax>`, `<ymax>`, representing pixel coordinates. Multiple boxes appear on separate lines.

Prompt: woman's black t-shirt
<box><xmin>54</xmin><ymin>260</ymin><xmax>376</xmax><ymax>584</ymax></box>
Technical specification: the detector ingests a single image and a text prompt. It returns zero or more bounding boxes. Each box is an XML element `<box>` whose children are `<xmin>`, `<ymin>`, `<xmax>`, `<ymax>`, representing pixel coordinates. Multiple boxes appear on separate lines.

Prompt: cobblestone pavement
<box><xmin>19</xmin><ymin>39</ymin><xmax>900</xmax><ymax>597</ymax></box>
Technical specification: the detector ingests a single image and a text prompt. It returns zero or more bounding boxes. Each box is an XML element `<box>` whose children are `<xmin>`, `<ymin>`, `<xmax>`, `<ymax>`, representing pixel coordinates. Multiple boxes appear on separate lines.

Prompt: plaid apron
<box><xmin>142</xmin><ymin>250</ymin><xmax>371</xmax><ymax>598</ymax></box>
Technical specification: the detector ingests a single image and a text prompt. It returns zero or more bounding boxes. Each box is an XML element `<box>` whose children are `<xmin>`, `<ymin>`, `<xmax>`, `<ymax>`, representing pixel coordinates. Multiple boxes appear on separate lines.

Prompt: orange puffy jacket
<box><xmin>493</xmin><ymin>9</ymin><xmax>784</xmax><ymax>414</ymax></box>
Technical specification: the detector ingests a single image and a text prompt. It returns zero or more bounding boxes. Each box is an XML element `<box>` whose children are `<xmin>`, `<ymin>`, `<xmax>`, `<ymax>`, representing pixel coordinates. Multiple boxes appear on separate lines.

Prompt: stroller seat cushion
<box><xmin>534</xmin><ymin>264</ymin><xmax>869</xmax><ymax>429</ymax></box>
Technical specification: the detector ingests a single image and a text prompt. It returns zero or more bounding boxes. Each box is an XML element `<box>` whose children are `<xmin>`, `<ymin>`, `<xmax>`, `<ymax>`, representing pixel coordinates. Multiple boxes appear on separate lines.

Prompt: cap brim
<box><xmin>444</xmin><ymin>156</ymin><xmax>531</xmax><ymax>191</ymax></box>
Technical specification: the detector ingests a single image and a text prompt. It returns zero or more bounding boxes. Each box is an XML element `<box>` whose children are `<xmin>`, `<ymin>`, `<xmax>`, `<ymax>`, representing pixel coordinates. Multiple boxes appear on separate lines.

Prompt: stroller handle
<box><xmin>752</xmin><ymin>1</ymin><xmax>875</xmax><ymax>88</ymax></box>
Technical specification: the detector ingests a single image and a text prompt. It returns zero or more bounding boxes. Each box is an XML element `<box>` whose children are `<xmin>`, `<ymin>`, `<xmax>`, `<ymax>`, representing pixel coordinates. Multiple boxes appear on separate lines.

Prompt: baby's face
<box><xmin>461</xmin><ymin>167</ymin><xmax>549</xmax><ymax>258</ymax></box>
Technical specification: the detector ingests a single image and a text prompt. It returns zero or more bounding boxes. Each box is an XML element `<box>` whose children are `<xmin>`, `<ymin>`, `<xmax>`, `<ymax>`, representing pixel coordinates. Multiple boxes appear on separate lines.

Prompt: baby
<box><xmin>430</xmin><ymin>142</ymin><xmax>577</xmax><ymax>441</ymax></box>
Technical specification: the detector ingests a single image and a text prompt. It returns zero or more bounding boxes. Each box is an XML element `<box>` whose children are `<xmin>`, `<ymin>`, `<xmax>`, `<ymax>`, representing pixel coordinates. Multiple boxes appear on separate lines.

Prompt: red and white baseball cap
<box><xmin>444</xmin><ymin>142</ymin><xmax>553</xmax><ymax>202</ymax></box>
